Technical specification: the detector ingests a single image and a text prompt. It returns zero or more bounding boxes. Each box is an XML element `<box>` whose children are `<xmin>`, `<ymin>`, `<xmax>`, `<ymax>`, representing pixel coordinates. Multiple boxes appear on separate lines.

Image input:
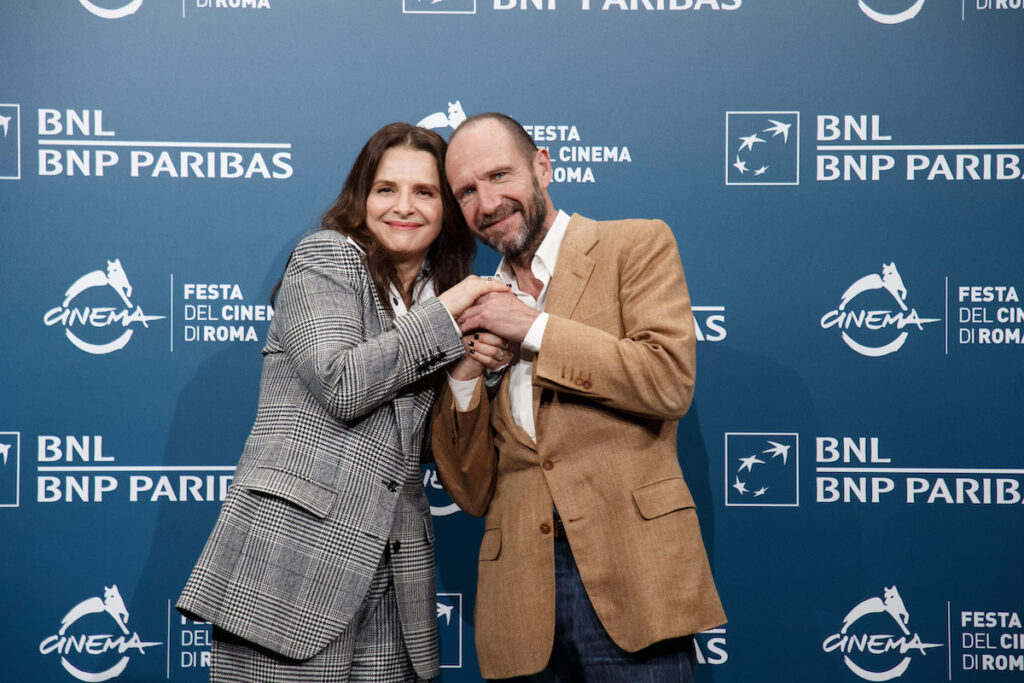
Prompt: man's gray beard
<box><xmin>478</xmin><ymin>178</ymin><xmax>548</xmax><ymax>261</ymax></box>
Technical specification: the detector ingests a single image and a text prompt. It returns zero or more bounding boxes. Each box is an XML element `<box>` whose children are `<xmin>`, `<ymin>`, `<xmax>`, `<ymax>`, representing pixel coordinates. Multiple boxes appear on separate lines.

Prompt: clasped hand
<box><xmin>438</xmin><ymin>277</ymin><xmax>539</xmax><ymax>381</ymax></box>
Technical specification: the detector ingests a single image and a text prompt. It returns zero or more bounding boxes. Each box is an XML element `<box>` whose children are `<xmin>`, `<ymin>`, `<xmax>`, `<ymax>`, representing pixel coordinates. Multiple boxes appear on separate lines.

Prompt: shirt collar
<box><xmin>495</xmin><ymin>209</ymin><xmax>570</xmax><ymax>287</ymax></box>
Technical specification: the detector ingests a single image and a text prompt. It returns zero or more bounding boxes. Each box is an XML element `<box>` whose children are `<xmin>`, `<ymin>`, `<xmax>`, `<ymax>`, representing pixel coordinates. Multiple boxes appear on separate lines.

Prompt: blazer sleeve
<box><xmin>273</xmin><ymin>231</ymin><xmax>463</xmax><ymax>422</ymax></box>
<box><xmin>533</xmin><ymin>220</ymin><xmax>696</xmax><ymax>421</ymax></box>
<box><xmin>430</xmin><ymin>378</ymin><xmax>497</xmax><ymax>518</ymax></box>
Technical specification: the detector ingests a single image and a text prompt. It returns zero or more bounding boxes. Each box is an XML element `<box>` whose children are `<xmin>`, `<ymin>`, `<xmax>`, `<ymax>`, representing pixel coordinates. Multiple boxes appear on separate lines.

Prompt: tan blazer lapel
<box><xmin>532</xmin><ymin>214</ymin><xmax>598</xmax><ymax>425</ymax></box>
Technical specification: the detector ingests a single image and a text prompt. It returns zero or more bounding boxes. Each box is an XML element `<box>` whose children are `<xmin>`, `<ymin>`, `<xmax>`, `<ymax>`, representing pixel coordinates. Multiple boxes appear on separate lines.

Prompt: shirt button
<box><xmin>542</xmin><ymin>460</ymin><xmax>554</xmax><ymax>471</ymax></box>
<box><xmin>540</xmin><ymin>522</ymin><xmax>551</xmax><ymax>534</ymax></box>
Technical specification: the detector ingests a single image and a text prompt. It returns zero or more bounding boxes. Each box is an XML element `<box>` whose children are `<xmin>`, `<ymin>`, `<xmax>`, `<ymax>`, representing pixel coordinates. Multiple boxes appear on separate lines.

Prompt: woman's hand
<box><xmin>449</xmin><ymin>331</ymin><xmax>510</xmax><ymax>381</ymax></box>
<box><xmin>437</xmin><ymin>275</ymin><xmax>509</xmax><ymax>319</ymax></box>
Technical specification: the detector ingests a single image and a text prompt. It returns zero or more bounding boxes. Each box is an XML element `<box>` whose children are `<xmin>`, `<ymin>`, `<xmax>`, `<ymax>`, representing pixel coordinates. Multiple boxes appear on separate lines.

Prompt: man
<box><xmin>432</xmin><ymin>113</ymin><xmax>725</xmax><ymax>681</ymax></box>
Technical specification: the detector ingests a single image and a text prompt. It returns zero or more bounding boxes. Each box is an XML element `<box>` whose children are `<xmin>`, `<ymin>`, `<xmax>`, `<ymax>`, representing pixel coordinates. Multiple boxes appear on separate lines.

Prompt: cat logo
<box><xmin>78</xmin><ymin>0</ymin><xmax>143</xmax><ymax>20</ymax></box>
<box><xmin>39</xmin><ymin>585</ymin><xmax>163</xmax><ymax>682</ymax></box>
<box><xmin>417</xmin><ymin>101</ymin><xmax>468</xmax><ymax>135</ymax></box>
<box><xmin>43</xmin><ymin>259</ymin><xmax>166</xmax><ymax>355</ymax></box>
<box><xmin>858</xmin><ymin>0</ymin><xmax>925</xmax><ymax>25</ymax></box>
<box><xmin>820</xmin><ymin>263</ymin><xmax>940</xmax><ymax>357</ymax></box>
<box><xmin>823</xmin><ymin>586</ymin><xmax>942</xmax><ymax>681</ymax></box>
<box><xmin>403</xmin><ymin>0</ymin><xmax>477</xmax><ymax>14</ymax></box>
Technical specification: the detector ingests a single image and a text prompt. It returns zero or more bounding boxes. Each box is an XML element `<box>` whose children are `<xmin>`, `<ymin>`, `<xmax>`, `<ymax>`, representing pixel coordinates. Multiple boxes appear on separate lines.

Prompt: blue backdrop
<box><xmin>2</xmin><ymin>1</ymin><xmax>1022</xmax><ymax>681</ymax></box>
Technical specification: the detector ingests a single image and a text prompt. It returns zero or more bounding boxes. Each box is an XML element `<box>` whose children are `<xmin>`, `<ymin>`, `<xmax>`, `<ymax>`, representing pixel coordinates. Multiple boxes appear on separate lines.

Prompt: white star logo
<box><xmin>762</xmin><ymin>441</ymin><xmax>791</xmax><ymax>465</ymax></box>
<box><xmin>763</xmin><ymin>119</ymin><xmax>791</xmax><ymax>144</ymax></box>
<box><xmin>436</xmin><ymin>602</ymin><xmax>454</xmax><ymax>625</ymax></box>
<box><xmin>0</xmin><ymin>443</ymin><xmax>10</xmax><ymax>466</ymax></box>
<box><xmin>738</xmin><ymin>134</ymin><xmax>766</xmax><ymax>152</ymax></box>
<box><xmin>738</xmin><ymin>454</ymin><xmax>764</xmax><ymax>473</ymax></box>
<box><xmin>732</xmin><ymin>476</ymin><xmax>748</xmax><ymax>495</ymax></box>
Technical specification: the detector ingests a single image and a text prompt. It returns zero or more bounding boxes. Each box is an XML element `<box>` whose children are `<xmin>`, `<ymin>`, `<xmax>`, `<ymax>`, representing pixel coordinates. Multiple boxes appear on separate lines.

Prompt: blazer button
<box><xmin>542</xmin><ymin>460</ymin><xmax>554</xmax><ymax>471</ymax></box>
<box><xmin>540</xmin><ymin>522</ymin><xmax>551</xmax><ymax>534</ymax></box>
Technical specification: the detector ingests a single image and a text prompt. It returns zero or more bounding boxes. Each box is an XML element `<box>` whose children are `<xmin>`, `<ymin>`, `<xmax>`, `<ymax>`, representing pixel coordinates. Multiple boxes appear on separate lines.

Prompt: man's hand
<box><xmin>457</xmin><ymin>291</ymin><xmax>540</xmax><ymax>343</ymax></box>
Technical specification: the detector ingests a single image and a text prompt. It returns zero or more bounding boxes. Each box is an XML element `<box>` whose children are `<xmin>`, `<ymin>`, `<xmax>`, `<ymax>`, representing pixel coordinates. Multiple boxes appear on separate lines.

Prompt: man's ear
<box><xmin>533</xmin><ymin>147</ymin><xmax>553</xmax><ymax>189</ymax></box>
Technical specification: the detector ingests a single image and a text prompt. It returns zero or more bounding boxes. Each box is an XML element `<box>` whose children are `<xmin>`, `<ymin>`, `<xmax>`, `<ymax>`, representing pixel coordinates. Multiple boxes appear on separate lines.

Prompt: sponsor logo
<box><xmin>37</xmin><ymin>107</ymin><xmax>293</xmax><ymax>180</ymax></box>
<box><xmin>44</xmin><ymin>260</ymin><xmax>165</xmax><ymax>355</ymax></box>
<box><xmin>820</xmin><ymin>262</ymin><xmax>940</xmax><ymax>357</ymax></box>
<box><xmin>823</xmin><ymin>585</ymin><xmax>942</xmax><ymax>681</ymax></box>
<box><xmin>858</xmin><ymin>0</ymin><xmax>925</xmax><ymax>24</ymax></box>
<box><xmin>193</xmin><ymin>0</ymin><xmax>272</xmax><ymax>11</ymax></box>
<box><xmin>816</xmin><ymin>435</ymin><xmax>1024</xmax><ymax>506</ymax></box>
<box><xmin>724</xmin><ymin>433</ymin><xmax>799</xmax><ymax>507</ymax></box>
<box><xmin>695</xmin><ymin>628</ymin><xmax>729</xmax><ymax>665</ymax></box>
<box><xmin>423</xmin><ymin>465</ymin><xmax>462</xmax><ymax>516</ymax></box>
<box><xmin>436</xmin><ymin>593</ymin><xmax>464</xmax><ymax>668</ymax></box>
<box><xmin>816</xmin><ymin>113</ymin><xmax>1024</xmax><ymax>183</ymax></box>
<box><xmin>79</xmin><ymin>0</ymin><xmax>143</xmax><ymax>20</ymax></box>
<box><xmin>0</xmin><ymin>432</ymin><xmax>20</xmax><ymax>508</ymax></box>
<box><xmin>404</xmin><ymin>0</ymin><xmax>476</xmax><ymax>13</ymax></box>
<box><xmin>0</xmin><ymin>103</ymin><xmax>20</xmax><ymax>179</ymax></box>
<box><xmin>726</xmin><ymin>112</ymin><xmax>799</xmax><ymax>185</ymax></box>
<box><xmin>39</xmin><ymin>584</ymin><xmax>162</xmax><ymax>682</ymax></box>
<box><xmin>693</xmin><ymin>305</ymin><xmax>727</xmax><ymax>342</ymax></box>
<box><xmin>37</xmin><ymin>434</ymin><xmax>235</xmax><ymax>504</ymax></box>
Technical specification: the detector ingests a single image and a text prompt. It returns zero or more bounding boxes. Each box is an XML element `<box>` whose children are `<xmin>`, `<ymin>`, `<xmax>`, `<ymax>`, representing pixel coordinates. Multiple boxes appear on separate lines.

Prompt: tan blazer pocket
<box><xmin>239</xmin><ymin>467</ymin><xmax>336</xmax><ymax>519</ymax></box>
<box><xmin>479</xmin><ymin>528</ymin><xmax>502</xmax><ymax>561</ymax></box>
<box><xmin>632</xmin><ymin>477</ymin><xmax>695</xmax><ymax>520</ymax></box>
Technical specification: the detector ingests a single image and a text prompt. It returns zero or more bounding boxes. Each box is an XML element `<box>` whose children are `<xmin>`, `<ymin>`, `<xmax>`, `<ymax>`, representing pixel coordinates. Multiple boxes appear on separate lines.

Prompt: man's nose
<box><xmin>477</xmin><ymin>184</ymin><xmax>501</xmax><ymax>213</ymax></box>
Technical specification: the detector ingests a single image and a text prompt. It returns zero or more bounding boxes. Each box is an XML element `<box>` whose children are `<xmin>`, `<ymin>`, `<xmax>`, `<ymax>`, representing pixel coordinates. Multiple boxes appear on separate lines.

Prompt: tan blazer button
<box><xmin>540</xmin><ymin>522</ymin><xmax>551</xmax><ymax>534</ymax></box>
<box><xmin>542</xmin><ymin>460</ymin><xmax>554</xmax><ymax>471</ymax></box>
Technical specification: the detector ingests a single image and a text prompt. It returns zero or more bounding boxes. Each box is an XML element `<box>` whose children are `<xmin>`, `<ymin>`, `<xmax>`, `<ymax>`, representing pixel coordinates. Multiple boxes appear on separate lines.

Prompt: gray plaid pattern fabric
<box><xmin>178</xmin><ymin>230</ymin><xmax>462</xmax><ymax>679</ymax></box>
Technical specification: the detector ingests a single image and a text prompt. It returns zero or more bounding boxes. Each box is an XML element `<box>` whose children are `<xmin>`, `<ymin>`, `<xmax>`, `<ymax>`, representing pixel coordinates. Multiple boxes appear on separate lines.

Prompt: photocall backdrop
<box><xmin>2</xmin><ymin>2</ymin><xmax>1022</xmax><ymax>681</ymax></box>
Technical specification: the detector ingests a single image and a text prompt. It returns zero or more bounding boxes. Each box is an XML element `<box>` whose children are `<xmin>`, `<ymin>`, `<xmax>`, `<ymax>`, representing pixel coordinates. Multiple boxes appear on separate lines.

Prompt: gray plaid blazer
<box><xmin>177</xmin><ymin>230</ymin><xmax>462</xmax><ymax>678</ymax></box>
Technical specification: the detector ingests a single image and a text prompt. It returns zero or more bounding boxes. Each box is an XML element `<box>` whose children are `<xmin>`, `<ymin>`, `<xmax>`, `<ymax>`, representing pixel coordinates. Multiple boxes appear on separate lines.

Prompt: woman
<box><xmin>177</xmin><ymin>122</ymin><xmax>507</xmax><ymax>682</ymax></box>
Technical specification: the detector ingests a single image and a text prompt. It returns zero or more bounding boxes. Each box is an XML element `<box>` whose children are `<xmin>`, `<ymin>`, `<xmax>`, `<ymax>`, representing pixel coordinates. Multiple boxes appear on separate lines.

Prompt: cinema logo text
<box><xmin>39</xmin><ymin>584</ymin><xmax>162</xmax><ymax>682</ymax></box>
<box><xmin>44</xmin><ymin>259</ymin><xmax>165</xmax><ymax>355</ymax></box>
<box><xmin>180</xmin><ymin>282</ymin><xmax>273</xmax><ymax>345</ymax></box>
<box><xmin>418</xmin><ymin>100</ymin><xmax>633</xmax><ymax>184</ymax></box>
<box><xmin>820</xmin><ymin>262</ymin><xmax>939</xmax><ymax>357</ymax></box>
<box><xmin>823</xmin><ymin>585</ymin><xmax>942</xmax><ymax>681</ymax></box>
<box><xmin>37</xmin><ymin>108</ymin><xmax>292</xmax><ymax>180</ymax></box>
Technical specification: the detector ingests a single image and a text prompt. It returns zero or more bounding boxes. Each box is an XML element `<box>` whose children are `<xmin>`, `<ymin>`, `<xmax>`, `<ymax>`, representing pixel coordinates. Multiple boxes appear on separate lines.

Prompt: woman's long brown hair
<box><xmin>272</xmin><ymin>122</ymin><xmax>475</xmax><ymax>311</ymax></box>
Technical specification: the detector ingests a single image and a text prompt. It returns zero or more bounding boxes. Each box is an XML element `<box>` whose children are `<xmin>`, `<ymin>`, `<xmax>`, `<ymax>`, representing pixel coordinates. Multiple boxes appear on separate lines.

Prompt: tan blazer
<box><xmin>432</xmin><ymin>214</ymin><xmax>726</xmax><ymax>679</ymax></box>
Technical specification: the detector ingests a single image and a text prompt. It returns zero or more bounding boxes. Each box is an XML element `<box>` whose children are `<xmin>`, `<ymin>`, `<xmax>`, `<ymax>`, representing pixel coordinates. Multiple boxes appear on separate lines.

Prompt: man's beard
<box><xmin>475</xmin><ymin>177</ymin><xmax>548</xmax><ymax>261</ymax></box>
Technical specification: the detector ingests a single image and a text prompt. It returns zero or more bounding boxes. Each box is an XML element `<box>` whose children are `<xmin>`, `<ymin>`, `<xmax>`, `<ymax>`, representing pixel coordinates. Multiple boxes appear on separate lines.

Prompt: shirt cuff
<box><xmin>447</xmin><ymin>375</ymin><xmax>481</xmax><ymax>412</ymax></box>
<box><xmin>522</xmin><ymin>312</ymin><xmax>549</xmax><ymax>353</ymax></box>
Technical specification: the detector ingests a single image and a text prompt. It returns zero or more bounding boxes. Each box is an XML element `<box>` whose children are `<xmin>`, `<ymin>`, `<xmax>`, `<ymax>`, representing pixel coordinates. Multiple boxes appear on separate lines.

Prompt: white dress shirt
<box><xmin>448</xmin><ymin>210</ymin><xmax>571</xmax><ymax>442</ymax></box>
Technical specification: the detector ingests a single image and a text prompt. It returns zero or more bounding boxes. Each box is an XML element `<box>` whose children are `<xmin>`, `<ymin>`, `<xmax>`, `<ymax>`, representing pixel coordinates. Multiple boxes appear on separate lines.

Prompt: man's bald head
<box><xmin>448</xmin><ymin>112</ymin><xmax>538</xmax><ymax>164</ymax></box>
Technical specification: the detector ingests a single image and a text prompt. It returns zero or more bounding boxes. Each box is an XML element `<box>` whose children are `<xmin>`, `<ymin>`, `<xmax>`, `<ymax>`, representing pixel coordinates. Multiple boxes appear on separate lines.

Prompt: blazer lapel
<box><xmin>531</xmin><ymin>214</ymin><xmax>598</xmax><ymax>429</ymax></box>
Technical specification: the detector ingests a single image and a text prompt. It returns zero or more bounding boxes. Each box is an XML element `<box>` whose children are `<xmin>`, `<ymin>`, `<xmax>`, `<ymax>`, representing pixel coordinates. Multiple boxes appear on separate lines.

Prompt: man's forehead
<box><xmin>449</xmin><ymin>120</ymin><xmax>514</xmax><ymax>160</ymax></box>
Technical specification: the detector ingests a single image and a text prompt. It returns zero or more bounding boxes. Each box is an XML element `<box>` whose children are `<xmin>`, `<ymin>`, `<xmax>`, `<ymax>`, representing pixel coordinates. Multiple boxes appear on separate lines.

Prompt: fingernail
<box><xmin>473</xmin><ymin>334</ymin><xmax>479</xmax><ymax>340</ymax></box>
<box><xmin>468</xmin><ymin>341</ymin><xmax>475</xmax><ymax>347</ymax></box>
<box><xmin>469</xmin><ymin>349</ymin><xmax>475</xmax><ymax>354</ymax></box>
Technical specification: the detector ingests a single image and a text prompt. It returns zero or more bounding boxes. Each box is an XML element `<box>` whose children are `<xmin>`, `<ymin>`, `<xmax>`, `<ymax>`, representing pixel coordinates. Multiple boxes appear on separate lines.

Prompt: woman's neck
<box><xmin>394</xmin><ymin>257</ymin><xmax>425</xmax><ymax>308</ymax></box>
